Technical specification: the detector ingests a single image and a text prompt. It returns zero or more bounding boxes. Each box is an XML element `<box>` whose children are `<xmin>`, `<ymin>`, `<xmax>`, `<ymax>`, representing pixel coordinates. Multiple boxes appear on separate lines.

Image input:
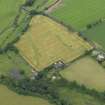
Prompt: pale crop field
<box><xmin>60</xmin><ymin>56</ymin><xmax>105</xmax><ymax>91</ymax></box>
<box><xmin>16</xmin><ymin>15</ymin><xmax>92</xmax><ymax>71</ymax></box>
<box><xmin>0</xmin><ymin>85</ymin><xmax>53</xmax><ymax>105</ymax></box>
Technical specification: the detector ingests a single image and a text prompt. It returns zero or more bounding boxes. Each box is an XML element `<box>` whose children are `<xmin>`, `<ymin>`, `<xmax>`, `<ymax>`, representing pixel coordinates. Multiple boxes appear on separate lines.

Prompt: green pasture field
<box><xmin>0</xmin><ymin>0</ymin><xmax>56</xmax><ymax>49</ymax></box>
<box><xmin>0</xmin><ymin>0</ymin><xmax>28</xmax><ymax>49</ymax></box>
<box><xmin>60</xmin><ymin>56</ymin><xmax>105</xmax><ymax>91</ymax></box>
<box><xmin>59</xmin><ymin>87</ymin><xmax>105</xmax><ymax>105</ymax></box>
<box><xmin>0</xmin><ymin>0</ymin><xmax>25</xmax><ymax>31</ymax></box>
<box><xmin>16</xmin><ymin>15</ymin><xmax>92</xmax><ymax>71</ymax></box>
<box><xmin>27</xmin><ymin>0</ymin><xmax>55</xmax><ymax>12</ymax></box>
<box><xmin>83</xmin><ymin>22</ymin><xmax>105</xmax><ymax>50</ymax></box>
<box><xmin>0</xmin><ymin>51</ymin><xmax>31</xmax><ymax>75</ymax></box>
<box><xmin>50</xmin><ymin>0</ymin><xmax>105</xmax><ymax>30</ymax></box>
<box><xmin>0</xmin><ymin>0</ymin><xmax>55</xmax><ymax>32</ymax></box>
<box><xmin>0</xmin><ymin>85</ymin><xmax>52</xmax><ymax>105</ymax></box>
<box><xmin>0</xmin><ymin>12</ymin><xmax>31</xmax><ymax>49</ymax></box>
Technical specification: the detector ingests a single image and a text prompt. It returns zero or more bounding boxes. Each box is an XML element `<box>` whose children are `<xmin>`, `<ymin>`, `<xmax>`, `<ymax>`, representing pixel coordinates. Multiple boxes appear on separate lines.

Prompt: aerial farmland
<box><xmin>16</xmin><ymin>15</ymin><xmax>92</xmax><ymax>70</ymax></box>
<box><xmin>0</xmin><ymin>0</ymin><xmax>105</xmax><ymax>105</ymax></box>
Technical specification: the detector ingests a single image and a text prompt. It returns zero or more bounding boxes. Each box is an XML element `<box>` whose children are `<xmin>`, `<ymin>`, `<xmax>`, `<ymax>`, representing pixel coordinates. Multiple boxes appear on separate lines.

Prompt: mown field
<box><xmin>16</xmin><ymin>15</ymin><xmax>92</xmax><ymax>70</ymax></box>
<box><xmin>83</xmin><ymin>22</ymin><xmax>105</xmax><ymax>50</ymax></box>
<box><xmin>50</xmin><ymin>0</ymin><xmax>105</xmax><ymax>30</ymax></box>
<box><xmin>0</xmin><ymin>85</ymin><xmax>52</xmax><ymax>105</ymax></box>
<box><xmin>60</xmin><ymin>56</ymin><xmax>105</xmax><ymax>91</ymax></box>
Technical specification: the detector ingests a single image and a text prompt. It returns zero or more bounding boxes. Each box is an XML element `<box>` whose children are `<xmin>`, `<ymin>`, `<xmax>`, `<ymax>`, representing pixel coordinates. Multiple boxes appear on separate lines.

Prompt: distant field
<box><xmin>0</xmin><ymin>85</ymin><xmax>52</xmax><ymax>105</ymax></box>
<box><xmin>83</xmin><ymin>22</ymin><xmax>105</xmax><ymax>50</ymax></box>
<box><xmin>0</xmin><ymin>0</ymin><xmax>25</xmax><ymax>31</ymax></box>
<box><xmin>0</xmin><ymin>51</ymin><xmax>31</xmax><ymax>75</ymax></box>
<box><xmin>16</xmin><ymin>15</ymin><xmax>92</xmax><ymax>70</ymax></box>
<box><xmin>60</xmin><ymin>56</ymin><xmax>105</xmax><ymax>91</ymax></box>
<box><xmin>50</xmin><ymin>0</ymin><xmax>105</xmax><ymax>30</ymax></box>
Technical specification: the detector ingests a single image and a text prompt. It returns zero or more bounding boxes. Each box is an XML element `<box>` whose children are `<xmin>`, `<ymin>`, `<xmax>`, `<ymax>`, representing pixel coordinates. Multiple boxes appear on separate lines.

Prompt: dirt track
<box><xmin>45</xmin><ymin>0</ymin><xmax>62</xmax><ymax>14</ymax></box>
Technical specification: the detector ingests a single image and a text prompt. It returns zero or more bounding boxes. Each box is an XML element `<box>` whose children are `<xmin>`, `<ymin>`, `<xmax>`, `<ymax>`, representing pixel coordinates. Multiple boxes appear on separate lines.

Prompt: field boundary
<box><xmin>44</xmin><ymin>0</ymin><xmax>63</xmax><ymax>14</ymax></box>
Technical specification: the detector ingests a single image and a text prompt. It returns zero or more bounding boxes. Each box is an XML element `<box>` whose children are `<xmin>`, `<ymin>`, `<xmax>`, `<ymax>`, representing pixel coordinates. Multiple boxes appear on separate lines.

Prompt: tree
<box><xmin>24</xmin><ymin>0</ymin><xmax>35</xmax><ymax>6</ymax></box>
<box><xmin>86</xmin><ymin>24</ymin><xmax>92</xmax><ymax>29</ymax></box>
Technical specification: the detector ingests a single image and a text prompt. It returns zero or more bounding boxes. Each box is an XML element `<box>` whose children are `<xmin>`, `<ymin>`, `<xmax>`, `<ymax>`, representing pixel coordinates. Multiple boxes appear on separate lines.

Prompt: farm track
<box><xmin>45</xmin><ymin>0</ymin><xmax>63</xmax><ymax>14</ymax></box>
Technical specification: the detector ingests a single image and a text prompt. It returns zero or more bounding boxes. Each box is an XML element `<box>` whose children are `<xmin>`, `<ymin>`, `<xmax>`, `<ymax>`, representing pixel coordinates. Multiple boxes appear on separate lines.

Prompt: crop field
<box><xmin>60</xmin><ymin>56</ymin><xmax>105</xmax><ymax>91</ymax></box>
<box><xmin>0</xmin><ymin>51</ymin><xmax>31</xmax><ymax>75</ymax></box>
<box><xmin>83</xmin><ymin>22</ymin><xmax>105</xmax><ymax>50</ymax></box>
<box><xmin>16</xmin><ymin>15</ymin><xmax>92</xmax><ymax>70</ymax></box>
<box><xmin>0</xmin><ymin>85</ymin><xmax>52</xmax><ymax>105</ymax></box>
<box><xmin>50</xmin><ymin>0</ymin><xmax>105</xmax><ymax>30</ymax></box>
<box><xmin>0</xmin><ymin>0</ymin><xmax>25</xmax><ymax>31</ymax></box>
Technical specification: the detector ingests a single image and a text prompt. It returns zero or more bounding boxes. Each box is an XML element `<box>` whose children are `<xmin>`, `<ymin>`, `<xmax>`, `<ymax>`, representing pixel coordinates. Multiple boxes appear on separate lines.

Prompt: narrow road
<box><xmin>45</xmin><ymin>0</ymin><xmax>63</xmax><ymax>14</ymax></box>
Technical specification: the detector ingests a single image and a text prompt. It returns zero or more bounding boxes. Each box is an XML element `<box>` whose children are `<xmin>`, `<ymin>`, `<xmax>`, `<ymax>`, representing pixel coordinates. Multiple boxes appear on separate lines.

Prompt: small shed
<box><xmin>53</xmin><ymin>60</ymin><xmax>65</xmax><ymax>69</ymax></box>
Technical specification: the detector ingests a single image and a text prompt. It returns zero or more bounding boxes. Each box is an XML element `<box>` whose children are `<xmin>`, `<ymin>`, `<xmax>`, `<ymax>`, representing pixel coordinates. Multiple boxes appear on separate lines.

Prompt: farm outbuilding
<box><xmin>97</xmin><ymin>54</ymin><xmax>105</xmax><ymax>62</ymax></box>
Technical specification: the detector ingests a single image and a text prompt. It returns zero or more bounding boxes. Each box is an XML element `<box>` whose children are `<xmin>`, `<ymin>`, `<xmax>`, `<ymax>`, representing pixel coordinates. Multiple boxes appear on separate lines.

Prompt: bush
<box><xmin>24</xmin><ymin>0</ymin><xmax>35</xmax><ymax>6</ymax></box>
<box><xmin>86</xmin><ymin>24</ymin><xmax>92</xmax><ymax>29</ymax></box>
<box><xmin>4</xmin><ymin>44</ymin><xmax>19</xmax><ymax>54</ymax></box>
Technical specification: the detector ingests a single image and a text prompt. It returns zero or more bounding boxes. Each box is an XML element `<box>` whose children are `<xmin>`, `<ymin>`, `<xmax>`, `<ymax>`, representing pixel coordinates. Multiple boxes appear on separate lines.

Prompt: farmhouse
<box><xmin>16</xmin><ymin>15</ymin><xmax>93</xmax><ymax>71</ymax></box>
